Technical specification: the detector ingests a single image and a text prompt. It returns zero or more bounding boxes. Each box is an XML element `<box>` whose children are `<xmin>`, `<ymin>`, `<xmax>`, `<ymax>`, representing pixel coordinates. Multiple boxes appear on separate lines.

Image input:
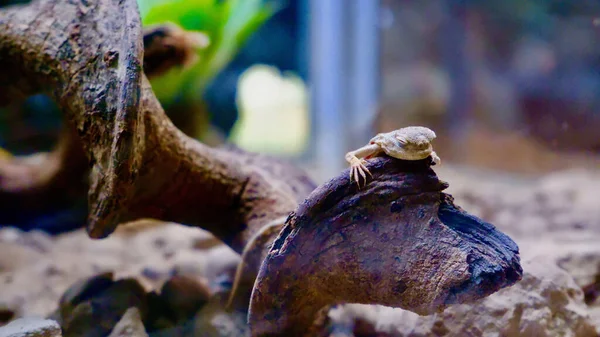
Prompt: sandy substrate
<box><xmin>0</xmin><ymin>221</ymin><xmax>240</xmax><ymax>319</ymax></box>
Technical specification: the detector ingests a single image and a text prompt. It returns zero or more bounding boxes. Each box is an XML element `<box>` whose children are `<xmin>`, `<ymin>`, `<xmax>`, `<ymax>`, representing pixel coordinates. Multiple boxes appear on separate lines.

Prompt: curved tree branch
<box><xmin>0</xmin><ymin>125</ymin><xmax>88</xmax><ymax>224</ymax></box>
<box><xmin>0</xmin><ymin>20</ymin><xmax>212</xmax><ymax>229</ymax></box>
<box><xmin>0</xmin><ymin>0</ymin><xmax>314</xmax><ymax>254</ymax></box>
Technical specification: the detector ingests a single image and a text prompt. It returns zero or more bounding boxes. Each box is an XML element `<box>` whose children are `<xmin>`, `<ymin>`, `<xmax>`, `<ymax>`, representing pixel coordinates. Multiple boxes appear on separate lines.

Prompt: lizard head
<box><xmin>395</xmin><ymin>126</ymin><xmax>436</xmax><ymax>150</ymax></box>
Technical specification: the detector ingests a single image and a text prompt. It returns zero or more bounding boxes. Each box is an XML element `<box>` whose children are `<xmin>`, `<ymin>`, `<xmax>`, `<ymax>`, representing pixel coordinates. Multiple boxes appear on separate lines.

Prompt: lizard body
<box><xmin>345</xmin><ymin>126</ymin><xmax>440</xmax><ymax>187</ymax></box>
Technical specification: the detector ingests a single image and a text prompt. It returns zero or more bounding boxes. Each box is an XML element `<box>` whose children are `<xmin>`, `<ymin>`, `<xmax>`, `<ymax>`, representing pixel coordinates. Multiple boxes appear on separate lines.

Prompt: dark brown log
<box><xmin>249</xmin><ymin>157</ymin><xmax>523</xmax><ymax>336</ymax></box>
<box><xmin>0</xmin><ymin>21</ymin><xmax>211</xmax><ymax>228</ymax></box>
<box><xmin>0</xmin><ymin>0</ymin><xmax>314</xmax><ymax>254</ymax></box>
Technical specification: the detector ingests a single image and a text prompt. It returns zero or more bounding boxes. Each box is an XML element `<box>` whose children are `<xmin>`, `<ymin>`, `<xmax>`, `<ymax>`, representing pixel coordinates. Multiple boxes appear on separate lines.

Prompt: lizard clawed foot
<box><xmin>348</xmin><ymin>156</ymin><xmax>372</xmax><ymax>188</ymax></box>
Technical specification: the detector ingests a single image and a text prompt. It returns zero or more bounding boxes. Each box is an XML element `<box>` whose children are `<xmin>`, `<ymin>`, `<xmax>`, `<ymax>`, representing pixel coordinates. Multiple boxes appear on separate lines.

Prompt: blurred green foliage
<box><xmin>137</xmin><ymin>0</ymin><xmax>279</xmax><ymax>102</ymax></box>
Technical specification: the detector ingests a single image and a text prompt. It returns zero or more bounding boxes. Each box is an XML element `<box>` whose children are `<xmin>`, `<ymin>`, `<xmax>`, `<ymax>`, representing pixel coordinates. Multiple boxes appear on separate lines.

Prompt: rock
<box><xmin>142</xmin><ymin>275</ymin><xmax>212</xmax><ymax>333</ymax></box>
<box><xmin>59</xmin><ymin>272</ymin><xmax>114</xmax><ymax>320</ymax></box>
<box><xmin>193</xmin><ymin>295</ymin><xmax>249</xmax><ymax>337</ymax></box>
<box><xmin>0</xmin><ymin>317</ymin><xmax>61</xmax><ymax>337</ymax></box>
<box><xmin>582</xmin><ymin>276</ymin><xmax>600</xmax><ymax>305</ymax></box>
<box><xmin>168</xmin><ymin>245</ymin><xmax>238</xmax><ymax>282</ymax></box>
<box><xmin>60</xmin><ymin>303</ymin><xmax>95</xmax><ymax>337</ymax></box>
<box><xmin>328</xmin><ymin>256</ymin><xmax>598</xmax><ymax>337</ymax></box>
<box><xmin>159</xmin><ymin>276</ymin><xmax>211</xmax><ymax>324</ymax></box>
<box><xmin>0</xmin><ymin>224</ymin><xmax>217</xmax><ymax>318</ymax></box>
<box><xmin>140</xmin><ymin>268</ymin><xmax>163</xmax><ymax>282</ymax></box>
<box><xmin>61</xmin><ymin>278</ymin><xmax>148</xmax><ymax>337</ymax></box>
<box><xmin>146</xmin><ymin>321</ymin><xmax>193</xmax><ymax>337</ymax></box>
<box><xmin>443</xmin><ymin>168</ymin><xmax>600</xmax><ymax>238</ymax></box>
<box><xmin>143</xmin><ymin>292</ymin><xmax>174</xmax><ymax>332</ymax></box>
<box><xmin>0</xmin><ymin>304</ymin><xmax>15</xmax><ymax>326</ymax></box>
<box><xmin>554</xmin><ymin>246</ymin><xmax>600</xmax><ymax>288</ymax></box>
<box><xmin>192</xmin><ymin>237</ymin><xmax>223</xmax><ymax>251</ymax></box>
<box><xmin>107</xmin><ymin>308</ymin><xmax>148</xmax><ymax>337</ymax></box>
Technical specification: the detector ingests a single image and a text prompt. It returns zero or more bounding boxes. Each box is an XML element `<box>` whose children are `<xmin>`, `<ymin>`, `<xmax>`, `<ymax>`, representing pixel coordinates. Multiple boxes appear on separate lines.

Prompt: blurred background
<box><xmin>0</xmin><ymin>0</ymin><xmax>599</xmax><ymax>233</ymax></box>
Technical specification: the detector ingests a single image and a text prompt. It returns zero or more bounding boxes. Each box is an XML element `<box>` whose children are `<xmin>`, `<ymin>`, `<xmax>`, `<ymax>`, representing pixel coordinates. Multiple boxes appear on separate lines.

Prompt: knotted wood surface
<box><xmin>249</xmin><ymin>157</ymin><xmax>522</xmax><ymax>336</ymax></box>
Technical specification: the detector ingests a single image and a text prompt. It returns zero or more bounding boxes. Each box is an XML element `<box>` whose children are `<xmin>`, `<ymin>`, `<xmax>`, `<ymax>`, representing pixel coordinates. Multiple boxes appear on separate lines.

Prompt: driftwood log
<box><xmin>249</xmin><ymin>157</ymin><xmax>522</xmax><ymax>336</ymax></box>
<box><xmin>0</xmin><ymin>0</ymin><xmax>523</xmax><ymax>336</ymax></box>
<box><xmin>0</xmin><ymin>18</ymin><xmax>210</xmax><ymax>228</ymax></box>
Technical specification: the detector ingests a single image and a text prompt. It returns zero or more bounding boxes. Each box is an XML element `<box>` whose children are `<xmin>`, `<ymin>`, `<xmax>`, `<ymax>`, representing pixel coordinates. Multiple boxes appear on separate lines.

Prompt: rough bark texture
<box><xmin>0</xmin><ymin>20</ymin><xmax>213</xmax><ymax>230</ymax></box>
<box><xmin>0</xmin><ymin>0</ymin><xmax>315</xmax><ymax>254</ymax></box>
<box><xmin>248</xmin><ymin>157</ymin><xmax>523</xmax><ymax>336</ymax></box>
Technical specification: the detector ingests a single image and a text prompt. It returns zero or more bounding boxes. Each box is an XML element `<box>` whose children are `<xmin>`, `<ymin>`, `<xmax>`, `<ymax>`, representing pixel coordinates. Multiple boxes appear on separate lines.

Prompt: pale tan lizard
<box><xmin>345</xmin><ymin>126</ymin><xmax>441</xmax><ymax>187</ymax></box>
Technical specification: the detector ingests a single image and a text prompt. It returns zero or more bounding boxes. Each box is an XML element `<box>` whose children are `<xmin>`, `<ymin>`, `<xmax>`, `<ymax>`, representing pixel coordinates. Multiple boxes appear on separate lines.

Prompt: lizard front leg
<box><xmin>344</xmin><ymin>144</ymin><xmax>380</xmax><ymax>188</ymax></box>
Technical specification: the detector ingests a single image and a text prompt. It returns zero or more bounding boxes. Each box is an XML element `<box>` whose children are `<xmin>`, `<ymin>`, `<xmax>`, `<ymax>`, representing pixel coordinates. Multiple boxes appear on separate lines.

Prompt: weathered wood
<box><xmin>0</xmin><ymin>21</ymin><xmax>217</xmax><ymax>232</ymax></box>
<box><xmin>0</xmin><ymin>0</ymin><xmax>314</xmax><ymax>254</ymax></box>
<box><xmin>249</xmin><ymin>157</ymin><xmax>522</xmax><ymax>336</ymax></box>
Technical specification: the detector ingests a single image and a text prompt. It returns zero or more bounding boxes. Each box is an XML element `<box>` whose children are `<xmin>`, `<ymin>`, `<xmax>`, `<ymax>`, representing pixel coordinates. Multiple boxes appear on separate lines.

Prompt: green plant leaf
<box><xmin>137</xmin><ymin>0</ymin><xmax>279</xmax><ymax>103</ymax></box>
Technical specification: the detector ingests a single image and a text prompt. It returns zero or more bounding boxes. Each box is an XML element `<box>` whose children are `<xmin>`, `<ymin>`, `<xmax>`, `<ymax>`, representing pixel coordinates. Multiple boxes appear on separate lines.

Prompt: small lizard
<box><xmin>345</xmin><ymin>126</ymin><xmax>440</xmax><ymax>188</ymax></box>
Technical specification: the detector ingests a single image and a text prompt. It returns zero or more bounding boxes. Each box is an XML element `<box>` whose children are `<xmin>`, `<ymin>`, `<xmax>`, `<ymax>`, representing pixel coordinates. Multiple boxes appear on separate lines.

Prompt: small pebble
<box><xmin>141</xmin><ymin>268</ymin><xmax>163</xmax><ymax>281</ymax></box>
<box><xmin>0</xmin><ymin>317</ymin><xmax>61</xmax><ymax>337</ymax></box>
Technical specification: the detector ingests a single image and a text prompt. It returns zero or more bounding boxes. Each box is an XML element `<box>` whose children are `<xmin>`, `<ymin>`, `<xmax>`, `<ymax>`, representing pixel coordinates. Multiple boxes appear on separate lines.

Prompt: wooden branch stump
<box><xmin>249</xmin><ymin>157</ymin><xmax>523</xmax><ymax>336</ymax></box>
